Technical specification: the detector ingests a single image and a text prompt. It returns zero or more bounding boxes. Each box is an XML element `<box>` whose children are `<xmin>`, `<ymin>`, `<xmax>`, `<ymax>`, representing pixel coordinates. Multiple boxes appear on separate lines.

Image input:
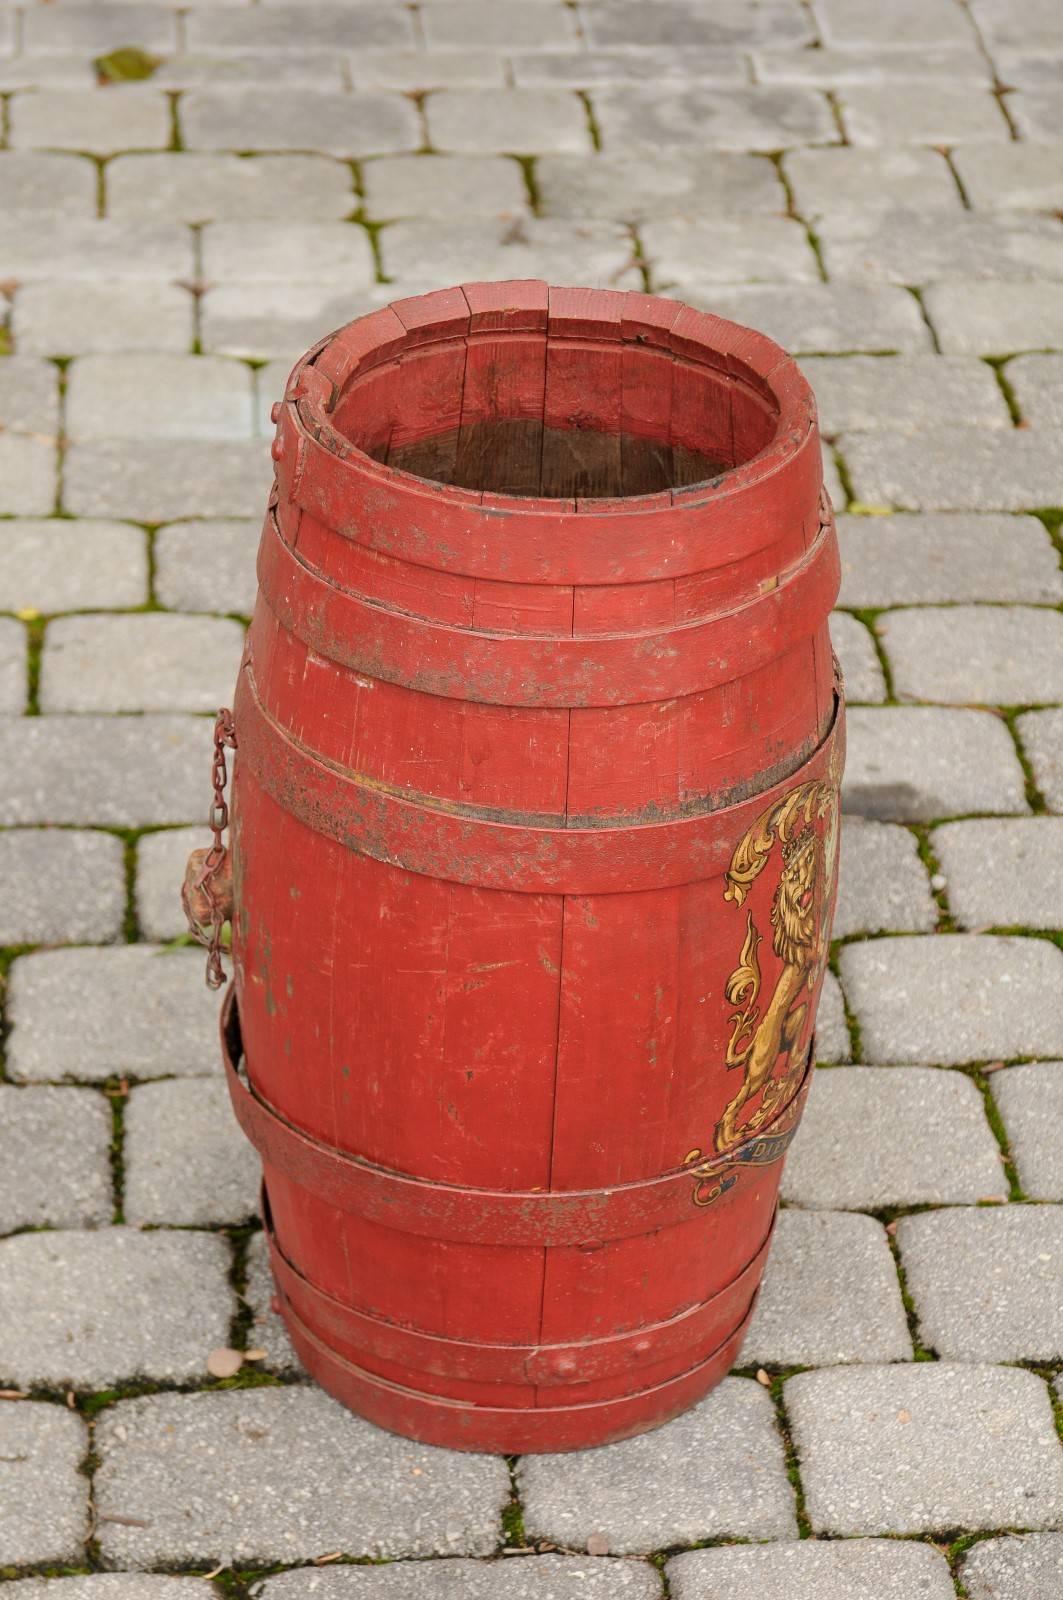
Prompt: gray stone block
<box><xmin>836</xmin><ymin>513</ymin><xmax>1062</xmax><ymax>606</ymax></box>
<box><xmin>838</xmin><ymin>84</ymin><xmax>1010</xmax><ymax>145</ymax></box>
<box><xmin>593</xmin><ymin>85</ymin><xmax>837</xmax><ymax>153</ymax></box>
<box><xmin>107</xmin><ymin>152</ymin><xmax>356</xmax><ymax>224</ymax></box>
<box><xmin>3</xmin><ymin>1579</ymin><xmax>207</xmax><ymax>1600</ymax></box>
<box><xmin>784</xmin><ymin>148</ymin><xmax>962</xmax><ymax>225</ymax></box>
<box><xmin>787</xmin><ymin>1363</ymin><xmax>1063</xmax><ymax>1533</ymax></box>
<box><xmin>741</xmin><ymin>1209</ymin><xmax>913</xmax><ymax>1366</ymax></box>
<box><xmin>0</xmin><ymin>434</ymin><xmax>57</xmax><ymax>516</ymax></box>
<box><xmin>962</xmin><ymin>1533</ymin><xmax>1063</xmax><ymax>1600</ymax></box>
<box><xmin>668</xmin><ymin>1540</ymin><xmax>955</xmax><ymax>1600</ymax></box>
<box><xmin>0</xmin><ymin>57</ymin><xmax>100</xmax><ymax>92</ymax></box>
<box><xmin>41</xmin><ymin>613</ymin><xmax>245</xmax><ymax>714</ymax></box>
<box><xmin>0</xmin><ymin>151</ymin><xmax>98</xmax><ymax>216</ymax></box>
<box><xmin>136</xmin><ymin>825</ymin><xmax>211</xmax><ymax>939</ymax></box>
<box><xmin>829</xmin><ymin>612</ymin><xmax>885</xmax><ymax>703</ymax></box>
<box><xmin>9</xmin><ymin>88</ymin><xmax>170</xmax><ymax>154</ymax></box>
<box><xmin>898</xmin><ymin>1205</ymin><xmax>1063</xmax><ymax>1361</ymax></box>
<box><xmin>425</xmin><ymin>88</ymin><xmax>591</xmax><ymax>155</ymax></box>
<box><xmin>519</xmin><ymin>1378</ymin><xmax>796</xmax><ymax>1552</ymax></box>
<box><xmin>842</xmin><ymin>428</ymin><xmax>1063</xmax><ymax>511</ymax></box>
<box><xmin>0</xmin><ymin>828</ymin><xmax>126</xmax><ymax>943</ymax></box>
<box><xmin>933</xmin><ymin>818</ymin><xmax>1063</xmax><ymax>931</ymax></box>
<box><xmin>1007</xmin><ymin>353</ymin><xmax>1063</xmax><ymax>428</ymax></box>
<box><xmin>264</xmin><ymin>1560</ymin><xmax>661</xmax><ymax>1599</ymax></box>
<box><xmin>66</xmin><ymin>354</ymin><xmax>255</xmax><ymax>441</ymax></box>
<box><xmin>972</xmin><ymin>0</ymin><xmax>1063</xmax><ymax>50</ymax></box>
<box><xmin>821</xmin><ymin>444</ymin><xmax>846</xmax><ymax>509</ymax></box>
<box><xmin>182</xmin><ymin>89</ymin><xmax>421</xmax><ymax>157</ymax></box>
<box><xmin>514</xmin><ymin>48</ymin><xmax>748</xmax><ymax>88</ymax></box>
<box><xmin>362</xmin><ymin>155</ymin><xmax>527</xmax><ymax>220</ymax></box>
<box><xmin>201</xmin><ymin>221</ymin><xmax>376</xmax><ymax>286</ymax></box>
<box><xmin>644</xmin><ymin>216</ymin><xmax>820</xmax><ymax>288</ymax></box>
<box><xmin>953</xmin><ymin>143</ymin><xmax>1063</xmax><ymax>211</ymax></box>
<box><xmin>0</xmin><ymin>1084</ymin><xmax>112</xmax><ymax>1233</ymax></box>
<box><xmin>1</xmin><ymin>219</ymin><xmax>191</xmax><ymax>283</ymax></box>
<box><xmin>0</xmin><ymin>617</ymin><xmax>26</xmax><ymax>711</ymax></box>
<box><xmin>1009</xmin><ymin>89</ymin><xmax>1063</xmax><ymax>141</ymax></box>
<box><xmin>379</xmin><ymin>219</ymin><xmax>636</xmax><ymax>292</ymax></box>
<box><xmin>185</xmin><ymin>4</ymin><xmax>414</xmax><ymax>54</ymax></box>
<box><xmin>881</xmin><ymin>605</ymin><xmax>1063</xmax><ymax>706</ymax></box>
<box><xmin>813</xmin><ymin>0</ymin><xmax>978</xmax><ymax>47</ymax></box>
<box><xmin>6</xmin><ymin>946</ymin><xmax>223</xmax><ymax>1083</ymax></box>
<box><xmin>994</xmin><ymin>1062</ymin><xmax>1063</xmax><ymax>1200</ymax></box>
<box><xmin>816</xmin><ymin>969</ymin><xmax>851</xmax><ymax>1062</ymax></box>
<box><xmin>93</xmin><ymin>1387</ymin><xmax>510</xmax><ymax>1565</ymax></box>
<box><xmin>155</xmin><ymin>53</ymin><xmax>351</xmax><ymax>92</ymax></box>
<box><xmin>839</xmin><ymin>935</ymin><xmax>1063</xmax><ymax>1064</ymax></box>
<box><xmin>995</xmin><ymin>51</ymin><xmax>1063</xmax><ymax>90</ymax></box>
<box><xmin>834</xmin><ymin>818</ymin><xmax>936</xmax><ymax>938</ymax></box>
<box><xmin>0</xmin><ymin>519</ymin><xmax>149</xmax><ymax>612</ymax></box>
<box><xmin>926</xmin><ymin>281</ymin><xmax>1063</xmax><ymax>355</ymax></box>
<box><xmin>201</xmin><ymin>282</ymin><xmax>380</xmax><ymax>362</ymax></box>
<box><xmin>0</xmin><ymin>1229</ymin><xmax>233</xmax><ymax>1389</ymax></box>
<box><xmin>782</xmin><ymin>1066</ymin><xmax>1006</xmax><ymax>1208</ymax></box>
<box><xmin>423</xmin><ymin>2</ymin><xmax>579</xmax><ymax>50</ymax></box>
<box><xmin>243</xmin><ymin>1230</ymin><xmax>301</xmax><ymax>1373</ymax></box>
<box><xmin>0</xmin><ymin>354</ymin><xmax>60</xmax><ymax>438</ymax></box>
<box><xmin>819</xmin><ymin>211</ymin><xmax>1063</xmax><ymax>284</ymax></box>
<box><xmin>675</xmin><ymin>284</ymin><xmax>930</xmax><ymax>355</ymax></box>
<box><xmin>153</xmin><ymin>519</ymin><xmax>259</xmax><ymax>615</ymax></box>
<box><xmin>536</xmin><ymin>150</ymin><xmax>784</xmax><ymax>221</ymax></box>
<box><xmin>803</xmin><ymin>356</ymin><xmax>1009</xmax><ymax>435</ymax></box>
<box><xmin>23</xmin><ymin>2</ymin><xmax>176</xmax><ymax>54</ymax></box>
<box><xmin>583</xmin><ymin>0</ymin><xmax>814</xmax><ymax>49</ymax></box>
<box><xmin>64</xmin><ymin>438</ymin><xmax>267</xmax><ymax>519</ymax></box>
<box><xmin>842</xmin><ymin>707</ymin><xmax>1028</xmax><ymax>821</ymax></box>
<box><xmin>125</xmin><ymin>1078</ymin><xmax>260</xmax><ymax>1226</ymax></box>
<box><xmin>0</xmin><ymin>1404</ymin><xmax>88</xmax><ymax>1567</ymax></box>
<box><xmin>757</xmin><ymin>45</ymin><xmax>991</xmax><ymax>84</ymax></box>
<box><xmin>0</xmin><ymin>715</ymin><xmax>210</xmax><ymax>827</ymax></box>
<box><xmin>14</xmin><ymin>283</ymin><xmax>193</xmax><ymax>357</ymax></box>
<box><xmin>1019</xmin><ymin>709</ymin><xmax>1063</xmax><ymax>812</ymax></box>
<box><xmin>349</xmin><ymin>50</ymin><xmax>508</xmax><ymax>90</ymax></box>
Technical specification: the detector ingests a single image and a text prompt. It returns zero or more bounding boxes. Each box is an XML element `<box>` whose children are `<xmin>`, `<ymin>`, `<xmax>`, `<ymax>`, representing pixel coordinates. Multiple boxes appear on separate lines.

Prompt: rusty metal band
<box><xmin>263</xmin><ymin>1190</ymin><xmax>772</xmax><ymax>1387</ymax></box>
<box><xmin>234</xmin><ymin>665</ymin><xmax>843</xmax><ymax>896</ymax></box>
<box><xmin>276</xmin><ymin>1286</ymin><xmax>756</xmax><ymax>1449</ymax></box>
<box><xmin>257</xmin><ymin>504</ymin><xmax>839</xmax><ymax>710</ymax></box>
<box><xmin>222</xmin><ymin>986</ymin><xmax>812</xmax><ymax>1247</ymax></box>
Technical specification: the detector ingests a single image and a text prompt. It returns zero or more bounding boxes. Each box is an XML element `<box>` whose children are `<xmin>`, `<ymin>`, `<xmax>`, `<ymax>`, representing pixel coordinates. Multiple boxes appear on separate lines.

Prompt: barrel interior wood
<box><xmin>328</xmin><ymin>324</ymin><xmax>776</xmax><ymax>500</ymax></box>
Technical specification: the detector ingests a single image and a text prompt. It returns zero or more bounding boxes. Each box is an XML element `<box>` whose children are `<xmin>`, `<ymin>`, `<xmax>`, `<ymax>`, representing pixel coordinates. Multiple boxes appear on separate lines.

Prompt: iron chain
<box><xmin>198</xmin><ymin>707</ymin><xmax>237</xmax><ymax>990</ymax></box>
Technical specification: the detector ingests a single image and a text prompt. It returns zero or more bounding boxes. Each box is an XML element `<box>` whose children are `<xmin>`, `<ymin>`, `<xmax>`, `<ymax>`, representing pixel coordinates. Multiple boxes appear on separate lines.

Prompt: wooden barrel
<box><xmin>224</xmin><ymin>281</ymin><xmax>844</xmax><ymax>1453</ymax></box>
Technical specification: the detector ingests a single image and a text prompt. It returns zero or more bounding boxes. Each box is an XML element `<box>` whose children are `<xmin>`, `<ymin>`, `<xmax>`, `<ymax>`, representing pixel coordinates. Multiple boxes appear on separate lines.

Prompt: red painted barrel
<box><xmin>224</xmin><ymin>281</ymin><xmax>844</xmax><ymax>1453</ymax></box>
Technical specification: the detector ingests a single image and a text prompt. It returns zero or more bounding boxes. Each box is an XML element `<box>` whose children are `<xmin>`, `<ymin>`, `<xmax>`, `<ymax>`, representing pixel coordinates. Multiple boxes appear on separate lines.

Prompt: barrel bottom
<box><xmin>273</xmin><ymin>1286</ymin><xmax>758</xmax><ymax>1454</ymax></box>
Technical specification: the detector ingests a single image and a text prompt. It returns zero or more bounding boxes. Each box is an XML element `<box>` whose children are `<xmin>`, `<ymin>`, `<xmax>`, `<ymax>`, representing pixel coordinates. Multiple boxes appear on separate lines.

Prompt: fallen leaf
<box><xmin>243</xmin><ymin>1349</ymin><xmax>268</xmax><ymax>1362</ymax></box>
<box><xmin>66</xmin><ymin>1390</ymin><xmax>76</xmax><ymax>1408</ymax></box>
<box><xmin>206</xmin><ymin>1347</ymin><xmax>244</xmax><ymax>1379</ymax></box>
<box><xmin>202</xmin><ymin>1566</ymin><xmax>227</xmax><ymax>1581</ymax></box>
<box><xmin>311</xmin><ymin>1553</ymin><xmax>343</xmax><ymax>1566</ymax></box>
<box><xmin>755</xmin><ymin>1368</ymin><xmax>772</xmax><ymax>1387</ymax></box>
<box><xmin>0</xmin><ymin>1390</ymin><xmax>26</xmax><ymax>1401</ymax></box>
<box><xmin>586</xmin><ymin>1532</ymin><xmax>610</xmax><ymax>1556</ymax></box>
<box><xmin>897</xmin><ymin>1409</ymin><xmax>911</xmax><ymax>1424</ymax></box>
<box><xmin>885</xmin><ymin>1220</ymin><xmax>898</xmax><ymax>1235</ymax></box>
<box><xmin>15</xmin><ymin>608</ymin><xmax>40</xmax><ymax>622</ymax></box>
<box><xmin>982</xmin><ymin>1061</ymin><xmax>1007</xmax><ymax>1074</ymax></box>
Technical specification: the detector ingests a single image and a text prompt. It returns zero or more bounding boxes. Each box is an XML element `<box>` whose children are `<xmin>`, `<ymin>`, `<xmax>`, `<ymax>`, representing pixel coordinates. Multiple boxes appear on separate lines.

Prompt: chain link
<box><xmin>195</xmin><ymin>708</ymin><xmax>237</xmax><ymax>989</ymax></box>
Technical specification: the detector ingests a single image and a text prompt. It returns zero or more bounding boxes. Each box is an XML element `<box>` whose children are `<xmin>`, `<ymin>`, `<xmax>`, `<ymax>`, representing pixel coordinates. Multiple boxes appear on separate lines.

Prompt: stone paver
<box><xmin>741</xmin><ymin>1209</ymin><xmax>913</xmax><ymax>1366</ymax></box>
<box><xmin>0</xmin><ymin>1229</ymin><xmax>233</xmax><ymax>1389</ymax></box>
<box><xmin>583</xmin><ymin>0</ymin><xmax>814</xmax><ymax>50</ymax></box>
<box><xmin>784</xmin><ymin>146</ymin><xmax>961</xmax><ymax>221</ymax></box>
<box><xmin>265</xmin><ymin>1561</ymin><xmax>661</xmax><ymax>1599</ymax></box>
<box><xmin>839</xmin><ymin>935</ymin><xmax>1063</xmax><ymax>1063</ymax></box>
<box><xmin>1019</xmin><ymin>709</ymin><xmax>1063</xmax><ymax>812</ymax></box>
<box><xmin>816</xmin><ymin>969</ymin><xmax>851</xmax><ymax>1062</ymax></box>
<box><xmin>182</xmin><ymin>89</ymin><xmax>421</xmax><ymax>157</ymax></box>
<box><xmin>202</xmin><ymin>221</ymin><xmax>377</xmax><ymax>286</ymax></box>
<box><xmin>0</xmin><ymin>353</ymin><xmax>61</xmax><ymax>437</ymax></box>
<box><xmin>6</xmin><ymin>947</ymin><xmax>222</xmax><ymax>1083</ymax></box>
<box><xmin>124</xmin><ymin>1079</ymin><xmax>260</xmax><ymax>1226</ymax></box>
<box><xmin>1</xmin><ymin>220</ymin><xmax>191</xmax><ymax>283</ymax></box>
<box><xmin>379</xmin><ymin>219</ymin><xmax>636</xmax><ymax>292</ymax></box>
<box><xmin>0</xmin><ymin>617</ymin><xmax>26</xmax><ymax>713</ymax></box>
<box><xmin>838</xmin><ymin>84</ymin><xmax>1010</xmax><ymax>146</ymax></box>
<box><xmin>93</xmin><ymin>1387</ymin><xmax>510</xmax><ymax>1565</ymax></box>
<box><xmin>952</xmin><ymin>144</ymin><xmax>1063</xmax><ymax>211</ymax></box>
<box><xmin>788</xmin><ymin>1363</ymin><xmax>1063</xmax><ymax>1534</ymax></box>
<box><xmin>842</xmin><ymin>707</ymin><xmax>1028</xmax><ymax>821</ymax></box>
<box><xmin>675</xmin><ymin>284</ymin><xmax>931</xmax><ymax>354</ymax></box>
<box><xmin>836</xmin><ymin>514</ymin><xmax>1063</xmax><ymax>606</ymax></box>
<box><xmin>829</xmin><ymin>611</ymin><xmax>885</xmax><ymax>702</ymax></box>
<box><xmin>0</xmin><ymin>1085</ymin><xmax>112</xmax><ymax>1234</ymax></box>
<box><xmin>881</xmin><ymin>606</ymin><xmax>1063</xmax><ymax>706</ymax></box>
<box><xmin>423</xmin><ymin>3</ymin><xmax>579</xmax><ymax>51</ymax></box>
<box><xmin>22</xmin><ymin>5</ymin><xmax>177</xmax><ymax>56</ymax></box>
<box><xmin>8</xmin><ymin>89</ymin><xmax>171</xmax><ymax>154</ymax></box>
<box><xmin>1009</xmin><ymin>91</ymin><xmax>1063</xmax><ymax>143</ymax></box>
<box><xmin>995</xmin><ymin>1063</ymin><xmax>1063</xmax><ymax>1200</ymax></box>
<box><xmin>819</xmin><ymin>211</ymin><xmax>1063</xmax><ymax>285</ymax></box>
<box><xmin>898</xmin><ymin>1205</ymin><xmax>1063</xmax><ymax>1361</ymax></box>
<box><xmin>0</xmin><ymin>828</ymin><xmax>126</xmax><ymax>944</ymax></box>
<box><xmin>934</xmin><ymin>818</ymin><xmax>1063</xmax><ymax>931</ymax></box>
<box><xmin>0</xmin><ymin>520</ymin><xmax>149</xmax><ymax>612</ymax></box>
<box><xmin>244</xmin><ymin>1230</ymin><xmax>300</xmax><ymax>1373</ymax></box>
<box><xmin>842</xmin><ymin>428</ymin><xmax>1063</xmax><ymax>512</ymax></box>
<box><xmin>362</xmin><ymin>155</ymin><xmax>528</xmax><ymax>220</ymax></box>
<box><xmin>594</xmin><ymin>85</ymin><xmax>836</xmax><ymax>152</ymax></box>
<box><xmin>107</xmin><ymin>153</ymin><xmax>357</xmax><ymax>223</ymax></box>
<box><xmin>201</xmin><ymin>282</ymin><xmax>380</xmax><ymax>362</ymax></box>
<box><xmin>0</xmin><ymin>1404</ymin><xmax>88</xmax><ymax>1567</ymax></box>
<box><xmin>782</xmin><ymin>1066</ymin><xmax>1006</xmax><ymax>1208</ymax></box>
<box><xmin>962</xmin><ymin>1534</ymin><xmax>1063</xmax><ymax>1600</ymax></box>
<box><xmin>136</xmin><ymin>824</ymin><xmax>212</xmax><ymax>940</ymax></box>
<box><xmin>643</xmin><ymin>216</ymin><xmax>820</xmax><ymax>287</ymax></box>
<box><xmin>0</xmin><ymin>434</ymin><xmax>56</xmax><ymax>516</ymax></box>
<box><xmin>804</xmin><ymin>356</ymin><xmax>1009</xmax><ymax>434</ymax></box>
<box><xmin>519</xmin><ymin>1379</ymin><xmax>796</xmax><ymax>1552</ymax></box>
<box><xmin>833</xmin><ymin>818</ymin><xmax>937</xmax><ymax>938</ymax></box>
<box><xmin>0</xmin><ymin>151</ymin><xmax>98</xmax><ymax>216</ymax></box>
<box><xmin>3</xmin><ymin>1580</ymin><xmax>207</xmax><ymax>1600</ymax></box>
<box><xmin>926</xmin><ymin>282</ymin><xmax>1063</xmax><ymax>355</ymax></box>
<box><xmin>186</xmin><ymin>5</ymin><xmax>414</xmax><ymax>55</ymax></box>
<box><xmin>1009</xmin><ymin>353</ymin><xmax>1063</xmax><ymax>427</ymax></box>
<box><xmin>426</xmin><ymin>89</ymin><xmax>593</xmax><ymax>155</ymax></box>
<box><xmin>815</xmin><ymin>0</ymin><xmax>977</xmax><ymax>47</ymax></box>
<box><xmin>0</xmin><ymin>716</ymin><xmax>210</xmax><ymax>828</ymax></box>
<box><xmin>153</xmin><ymin>519</ymin><xmax>260</xmax><ymax>613</ymax></box>
<box><xmin>66</xmin><ymin>355</ymin><xmax>255</xmax><ymax>442</ymax></box>
<box><xmin>64</xmin><ymin>439</ymin><xmax>267</xmax><ymax>520</ymax></box>
<box><xmin>536</xmin><ymin>150</ymin><xmax>785</xmax><ymax>221</ymax></box>
<box><xmin>667</xmin><ymin>1541</ymin><xmax>956</xmax><ymax>1600</ymax></box>
<box><xmin>40</xmin><ymin>614</ymin><xmax>245</xmax><ymax>714</ymax></box>
<box><xmin>14</xmin><ymin>283</ymin><xmax>193</xmax><ymax>358</ymax></box>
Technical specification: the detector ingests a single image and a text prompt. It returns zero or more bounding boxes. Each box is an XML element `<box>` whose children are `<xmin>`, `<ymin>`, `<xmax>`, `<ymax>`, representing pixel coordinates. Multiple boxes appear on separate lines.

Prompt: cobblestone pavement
<box><xmin>2</xmin><ymin>0</ymin><xmax>1063</xmax><ymax>1595</ymax></box>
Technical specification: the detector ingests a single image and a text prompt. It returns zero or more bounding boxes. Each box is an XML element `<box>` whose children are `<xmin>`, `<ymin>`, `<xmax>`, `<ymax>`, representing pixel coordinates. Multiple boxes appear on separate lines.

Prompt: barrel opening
<box><xmin>328</xmin><ymin>326</ymin><xmax>782</xmax><ymax>501</ymax></box>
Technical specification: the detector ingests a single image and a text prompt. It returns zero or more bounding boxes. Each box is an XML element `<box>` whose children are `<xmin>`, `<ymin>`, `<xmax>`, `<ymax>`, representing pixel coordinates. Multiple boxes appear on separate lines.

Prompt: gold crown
<box><xmin>782</xmin><ymin>824</ymin><xmax>815</xmax><ymax>865</ymax></box>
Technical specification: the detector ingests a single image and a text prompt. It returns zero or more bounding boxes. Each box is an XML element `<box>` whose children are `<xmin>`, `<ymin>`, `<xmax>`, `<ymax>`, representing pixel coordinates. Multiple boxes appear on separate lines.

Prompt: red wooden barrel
<box><xmin>223</xmin><ymin>281</ymin><xmax>844</xmax><ymax>1453</ymax></box>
